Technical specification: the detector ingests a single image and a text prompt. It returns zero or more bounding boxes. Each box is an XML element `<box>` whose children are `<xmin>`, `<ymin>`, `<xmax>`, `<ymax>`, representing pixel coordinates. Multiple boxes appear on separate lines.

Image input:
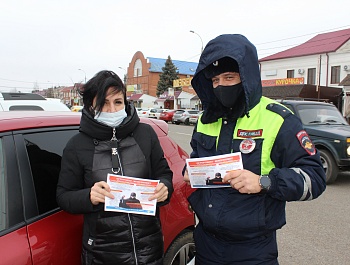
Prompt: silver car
<box><xmin>189</xmin><ymin>110</ymin><xmax>203</xmax><ymax>125</ymax></box>
<box><xmin>172</xmin><ymin>109</ymin><xmax>200</xmax><ymax>125</ymax></box>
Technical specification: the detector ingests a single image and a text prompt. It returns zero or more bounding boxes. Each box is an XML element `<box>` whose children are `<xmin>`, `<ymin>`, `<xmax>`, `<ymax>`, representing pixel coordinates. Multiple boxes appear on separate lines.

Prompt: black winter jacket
<box><xmin>57</xmin><ymin>104</ymin><xmax>173</xmax><ymax>265</ymax></box>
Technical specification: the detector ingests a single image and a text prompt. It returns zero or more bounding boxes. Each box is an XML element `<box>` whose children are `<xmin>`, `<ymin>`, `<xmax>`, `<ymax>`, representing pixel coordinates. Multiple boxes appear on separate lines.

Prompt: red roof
<box><xmin>259</xmin><ymin>28</ymin><xmax>350</xmax><ymax>62</ymax></box>
<box><xmin>60</xmin><ymin>86</ymin><xmax>74</xmax><ymax>92</ymax></box>
<box><xmin>128</xmin><ymin>94</ymin><xmax>143</xmax><ymax>101</ymax></box>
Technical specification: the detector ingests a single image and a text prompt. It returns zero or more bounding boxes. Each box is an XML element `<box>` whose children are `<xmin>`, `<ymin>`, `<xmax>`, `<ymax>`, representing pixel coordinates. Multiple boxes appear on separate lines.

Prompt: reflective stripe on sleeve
<box><xmin>291</xmin><ymin>167</ymin><xmax>313</xmax><ymax>201</ymax></box>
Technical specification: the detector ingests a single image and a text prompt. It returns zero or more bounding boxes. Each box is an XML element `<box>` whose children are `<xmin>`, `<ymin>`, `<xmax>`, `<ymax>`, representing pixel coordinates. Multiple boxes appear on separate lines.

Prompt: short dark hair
<box><xmin>79</xmin><ymin>70</ymin><xmax>126</xmax><ymax>115</ymax></box>
<box><xmin>215</xmin><ymin>172</ymin><xmax>221</xmax><ymax>177</ymax></box>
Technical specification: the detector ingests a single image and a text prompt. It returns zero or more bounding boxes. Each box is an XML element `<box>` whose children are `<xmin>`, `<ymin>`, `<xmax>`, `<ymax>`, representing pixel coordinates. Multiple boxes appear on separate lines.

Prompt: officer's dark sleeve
<box><xmin>268</xmin><ymin>111</ymin><xmax>326</xmax><ymax>202</ymax></box>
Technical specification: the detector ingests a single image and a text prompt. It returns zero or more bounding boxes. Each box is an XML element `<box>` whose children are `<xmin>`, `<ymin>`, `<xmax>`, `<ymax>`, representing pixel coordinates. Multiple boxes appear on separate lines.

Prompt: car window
<box><xmin>24</xmin><ymin>129</ymin><xmax>79</xmax><ymax>214</ymax></box>
<box><xmin>9</xmin><ymin>105</ymin><xmax>44</xmax><ymax>111</ymax></box>
<box><xmin>296</xmin><ymin>104</ymin><xmax>346</xmax><ymax>125</ymax></box>
<box><xmin>0</xmin><ymin>135</ymin><xmax>25</xmax><ymax>234</ymax></box>
<box><xmin>0</xmin><ymin>140</ymin><xmax>6</xmax><ymax>231</ymax></box>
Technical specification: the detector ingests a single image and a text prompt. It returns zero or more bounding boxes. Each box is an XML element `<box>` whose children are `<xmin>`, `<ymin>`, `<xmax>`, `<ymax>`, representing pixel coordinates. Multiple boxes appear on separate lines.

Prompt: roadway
<box><xmin>167</xmin><ymin>123</ymin><xmax>350</xmax><ymax>265</ymax></box>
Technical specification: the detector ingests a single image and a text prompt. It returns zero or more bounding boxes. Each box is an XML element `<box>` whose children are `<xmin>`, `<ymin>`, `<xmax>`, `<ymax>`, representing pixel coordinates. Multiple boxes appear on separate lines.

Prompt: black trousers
<box><xmin>194</xmin><ymin>223</ymin><xmax>279</xmax><ymax>265</ymax></box>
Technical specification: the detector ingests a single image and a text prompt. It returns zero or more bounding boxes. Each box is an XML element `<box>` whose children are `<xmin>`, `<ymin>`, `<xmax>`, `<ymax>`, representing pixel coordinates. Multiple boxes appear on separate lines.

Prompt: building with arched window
<box><xmin>124</xmin><ymin>51</ymin><xmax>199</xmax><ymax>109</ymax></box>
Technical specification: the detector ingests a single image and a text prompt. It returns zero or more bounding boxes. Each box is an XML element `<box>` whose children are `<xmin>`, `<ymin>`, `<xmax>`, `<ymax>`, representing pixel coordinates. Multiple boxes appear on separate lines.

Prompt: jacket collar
<box><xmin>79</xmin><ymin>104</ymin><xmax>139</xmax><ymax>141</ymax></box>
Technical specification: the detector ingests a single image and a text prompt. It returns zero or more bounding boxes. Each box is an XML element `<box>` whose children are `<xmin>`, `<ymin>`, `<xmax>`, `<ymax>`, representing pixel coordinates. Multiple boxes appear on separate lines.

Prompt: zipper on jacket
<box><xmin>111</xmin><ymin>128</ymin><xmax>138</xmax><ymax>264</ymax></box>
<box><xmin>111</xmin><ymin>128</ymin><xmax>123</xmax><ymax>175</ymax></box>
<box><xmin>128</xmin><ymin>214</ymin><xmax>139</xmax><ymax>265</ymax></box>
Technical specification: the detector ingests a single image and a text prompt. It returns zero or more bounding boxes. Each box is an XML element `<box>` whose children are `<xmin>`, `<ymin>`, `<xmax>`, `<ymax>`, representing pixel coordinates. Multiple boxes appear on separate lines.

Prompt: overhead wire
<box><xmin>1</xmin><ymin>25</ymin><xmax>349</xmax><ymax>89</ymax></box>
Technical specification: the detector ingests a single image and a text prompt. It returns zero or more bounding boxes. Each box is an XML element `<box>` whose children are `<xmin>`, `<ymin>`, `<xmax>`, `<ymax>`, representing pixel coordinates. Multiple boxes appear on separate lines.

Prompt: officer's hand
<box><xmin>183</xmin><ymin>169</ymin><xmax>191</xmax><ymax>185</ymax></box>
<box><xmin>90</xmin><ymin>181</ymin><xmax>114</xmax><ymax>205</ymax></box>
<box><xmin>223</xmin><ymin>169</ymin><xmax>261</xmax><ymax>194</ymax></box>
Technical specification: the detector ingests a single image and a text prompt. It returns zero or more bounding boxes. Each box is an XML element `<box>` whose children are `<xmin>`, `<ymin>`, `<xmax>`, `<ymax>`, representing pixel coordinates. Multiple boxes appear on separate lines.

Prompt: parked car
<box><xmin>0</xmin><ymin>92</ymin><xmax>70</xmax><ymax>111</ymax></box>
<box><xmin>0</xmin><ymin>111</ymin><xmax>195</xmax><ymax>265</ymax></box>
<box><xmin>189</xmin><ymin>110</ymin><xmax>203</xmax><ymax>125</ymax></box>
<box><xmin>149</xmin><ymin>108</ymin><xmax>168</xmax><ymax>119</ymax></box>
<box><xmin>137</xmin><ymin>107</ymin><xmax>150</xmax><ymax>118</ymax></box>
<box><xmin>279</xmin><ymin>100</ymin><xmax>350</xmax><ymax>184</ymax></box>
<box><xmin>160</xmin><ymin>109</ymin><xmax>177</xmax><ymax>123</ymax></box>
<box><xmin>172</xmin><ymin>109</ymin><xmax>200</xmax><ymax>125</ymax></box>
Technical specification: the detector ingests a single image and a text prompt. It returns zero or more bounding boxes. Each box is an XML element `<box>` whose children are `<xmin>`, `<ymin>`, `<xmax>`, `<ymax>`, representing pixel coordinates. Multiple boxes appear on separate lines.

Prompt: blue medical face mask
<box><xmin>94</xmin><ymin>109</ymin><xmax>127</xmax><ymax>127</ymax></box>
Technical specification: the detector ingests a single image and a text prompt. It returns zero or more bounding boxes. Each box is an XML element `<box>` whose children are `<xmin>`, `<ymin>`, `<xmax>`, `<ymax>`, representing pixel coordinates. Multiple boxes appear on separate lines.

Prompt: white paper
<box><xmin>186</xmin><ymin>152</ymin><xmax>243</xmax><ymax>188</ymax></box>
<box><xmin>104</xmin><ymin>174</ymin><xmax>159</xmax><ymax>216</ymax></box>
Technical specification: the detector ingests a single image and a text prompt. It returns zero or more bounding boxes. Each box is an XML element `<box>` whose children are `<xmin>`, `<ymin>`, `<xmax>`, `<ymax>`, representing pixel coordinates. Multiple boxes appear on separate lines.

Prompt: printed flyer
<box><xmin>186</xmin><ymin>152</ymin><xmax>243</xmax><ymax>188</ymax></box>
<box><xmin>104</xmin><ymin>174</ymin><xmax>159</xmax><ymax>216</ymax></box>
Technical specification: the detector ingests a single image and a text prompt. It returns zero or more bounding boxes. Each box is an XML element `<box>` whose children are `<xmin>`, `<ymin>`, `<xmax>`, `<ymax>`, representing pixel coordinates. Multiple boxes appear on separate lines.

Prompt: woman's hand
<box><xmin>90</xmin><ymin>181</ymin><xmax>114</xmax><ymax>205</ymax></box>
<box><xmin>148</xmin><ymin>182</ymin><xmax>168</xmax><ymax>202</ymax></box>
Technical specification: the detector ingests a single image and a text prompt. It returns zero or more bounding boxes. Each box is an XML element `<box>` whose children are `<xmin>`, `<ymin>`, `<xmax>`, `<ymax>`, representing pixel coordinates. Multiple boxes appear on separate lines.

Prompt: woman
<box><xmin>56</xmin><ymin>70</ymin><xmax>173</xmax><ymax>265</ymax></box>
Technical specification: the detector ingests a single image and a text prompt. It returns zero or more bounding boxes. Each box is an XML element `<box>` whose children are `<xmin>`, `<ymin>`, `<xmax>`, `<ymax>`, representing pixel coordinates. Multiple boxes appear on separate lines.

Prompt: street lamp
<box><xmin>78</xmin><ymin>68</ymin><xmax>87</xmax><ymax>83</ymax></box>
<box><xmin>118</xmin><ymin>66</ymin><xmax>127</xmax><ymax>85</ymax></box>
<box><xmin>190</xmin><ymin>30</ymin><xmax>203</xmax><ymax>53</ymax></box>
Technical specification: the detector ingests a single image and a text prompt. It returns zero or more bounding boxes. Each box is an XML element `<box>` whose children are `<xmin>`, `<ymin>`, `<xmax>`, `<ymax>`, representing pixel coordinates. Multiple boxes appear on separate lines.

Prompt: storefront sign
<box><xmin>262</xmin><ymin>77</ymin><xmax>304</xmax><ymax>87</ymax></box>
<box><xmin>173</xmin><ymin>77</ymin><xmax>192</xmax><ymax>87</ymax></box>
<box><xmin>127</xmin><ymin>85</ymin><xmax>135</xmax><ymax>92</ymax></box>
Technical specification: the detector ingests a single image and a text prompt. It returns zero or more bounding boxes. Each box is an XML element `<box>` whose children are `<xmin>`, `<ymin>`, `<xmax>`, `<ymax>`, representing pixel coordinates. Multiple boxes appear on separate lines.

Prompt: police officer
<box><xmin>183</xmin><ymin>34</ymin><xmax>326</xmax><ymax>264</ymax></box>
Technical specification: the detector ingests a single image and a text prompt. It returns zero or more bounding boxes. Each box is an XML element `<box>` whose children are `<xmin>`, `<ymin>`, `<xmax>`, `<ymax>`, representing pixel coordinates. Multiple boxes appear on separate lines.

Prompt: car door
<box><xmin>18</xmin><ymin>127</ymin><xmax>83</xmax><ymax>265</ymax></box>
<box><xmin>0</xmin><ymin>127</ymin><xmax>83</xmax><ymax>264</ymax></box>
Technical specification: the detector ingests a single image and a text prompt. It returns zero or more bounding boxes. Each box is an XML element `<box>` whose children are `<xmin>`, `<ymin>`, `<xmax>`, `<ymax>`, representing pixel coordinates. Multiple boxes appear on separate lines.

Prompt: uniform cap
<box><xmin>203</xmin><ymin>57</ymin><xmax>239</xmax><ymax>79</ymax></box>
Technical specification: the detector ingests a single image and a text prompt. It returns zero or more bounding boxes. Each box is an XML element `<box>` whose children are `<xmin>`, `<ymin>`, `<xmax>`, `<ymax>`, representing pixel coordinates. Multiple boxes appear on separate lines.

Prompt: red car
<box><xmin>159</xmin><ymin>109</ymin><xmax>177</xmax><ymax>123</ymax></box>
<box><xmin>0</xmin><ymin>111</ymin><xmax>195</xmax><ymax>265</ymax></box>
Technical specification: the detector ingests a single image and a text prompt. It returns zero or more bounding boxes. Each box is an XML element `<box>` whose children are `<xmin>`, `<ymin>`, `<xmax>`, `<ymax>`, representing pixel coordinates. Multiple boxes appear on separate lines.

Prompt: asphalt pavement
<box><xmin>168</xmin><ymin>123</ymin><xmax>350</xmax><ymax>265</ymax></box>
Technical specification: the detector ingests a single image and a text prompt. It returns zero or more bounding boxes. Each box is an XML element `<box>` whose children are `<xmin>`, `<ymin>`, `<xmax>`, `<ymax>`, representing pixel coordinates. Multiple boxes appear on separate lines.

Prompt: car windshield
<box><xmin>297</xmin><ymin>104</ymin><xmax>347</xmax><ymax>125</ymax></box>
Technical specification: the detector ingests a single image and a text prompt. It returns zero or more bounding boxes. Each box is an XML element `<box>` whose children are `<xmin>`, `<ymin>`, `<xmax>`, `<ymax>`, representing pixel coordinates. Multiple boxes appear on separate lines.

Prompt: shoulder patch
<box><xmin>296</xmin><ymin>130</ymin><xmax>316</xmax><ymax>155</ymax></box>
<box><xmin>266</xmin><ymin>103</ymin><xmax>292</xmax><ymax>119</ymax></box>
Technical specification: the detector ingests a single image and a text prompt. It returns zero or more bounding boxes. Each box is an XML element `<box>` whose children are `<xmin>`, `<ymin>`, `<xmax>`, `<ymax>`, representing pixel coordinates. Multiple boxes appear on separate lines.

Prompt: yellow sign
<box><xmin>173</xmin><ymin>77</ymin><xmax>193</xmax><ymax>87</ymax></box>
<box><xmin>127</xmin><ymin>85</ymin><xmax>135</xmax><ymax>92</ymax></box>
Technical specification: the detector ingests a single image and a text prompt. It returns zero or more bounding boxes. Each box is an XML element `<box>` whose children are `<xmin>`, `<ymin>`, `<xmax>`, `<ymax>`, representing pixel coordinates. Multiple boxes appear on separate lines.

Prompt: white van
<box><xmin>0</xmin><ymin>92</ymin><xmax>70</xmax><ymax>111</ymax></box>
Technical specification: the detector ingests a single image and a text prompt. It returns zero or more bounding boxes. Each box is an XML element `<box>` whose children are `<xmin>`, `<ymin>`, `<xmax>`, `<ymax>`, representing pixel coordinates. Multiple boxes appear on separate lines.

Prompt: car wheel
<box><xmin>184</xmin><ymin>118</ymin><xmax>190</xmax><ymax>125</ymax></box>
<box><xmin>319</xmin><ymin>149</ymin><xmax>338</xmax><ymax>184</ymax></box>
<box><xmin>163</xmin><ymin>230</ymin><xmax>195</xmax><ymax>265</ymax></box>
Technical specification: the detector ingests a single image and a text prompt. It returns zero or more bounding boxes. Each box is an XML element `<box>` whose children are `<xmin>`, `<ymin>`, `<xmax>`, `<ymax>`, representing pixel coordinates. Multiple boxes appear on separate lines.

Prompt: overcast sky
<box><xmin>1</xmin><ymin>0</ymin><xmax>349</xmax><ymax>93</ymax></box>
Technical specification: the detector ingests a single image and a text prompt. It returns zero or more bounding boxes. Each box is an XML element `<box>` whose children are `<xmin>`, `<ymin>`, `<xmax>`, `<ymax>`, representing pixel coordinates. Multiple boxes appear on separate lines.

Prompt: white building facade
<box><xmin>259</xmin><ymin>28</ymin><xmax>350</xmax><ymax>116</ymax></box>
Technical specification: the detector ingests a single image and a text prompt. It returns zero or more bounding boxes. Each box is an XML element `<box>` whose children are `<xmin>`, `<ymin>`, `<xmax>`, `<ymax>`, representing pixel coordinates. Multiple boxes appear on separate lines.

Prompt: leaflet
<box><xmin>186</xmin><ymin>152</ymin><xmax>243</xmax><ymax>188</ymax></box>
<box><xmin>104</xmin><ymin>174</ymin><xmax>159</xmax><ymax>216</ymax></box>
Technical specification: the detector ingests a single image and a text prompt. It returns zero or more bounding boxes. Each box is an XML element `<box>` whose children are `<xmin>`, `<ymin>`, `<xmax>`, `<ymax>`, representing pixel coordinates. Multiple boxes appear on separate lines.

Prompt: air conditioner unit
<box><xmin>344</xmin><ymin>65</ymin><xmax>350</xmax><ymax>71</ymax></box>
<box><xmin>298</xmin><ymin>69</ymin><xmax>305</xmax><ymax>74</ymax></box>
